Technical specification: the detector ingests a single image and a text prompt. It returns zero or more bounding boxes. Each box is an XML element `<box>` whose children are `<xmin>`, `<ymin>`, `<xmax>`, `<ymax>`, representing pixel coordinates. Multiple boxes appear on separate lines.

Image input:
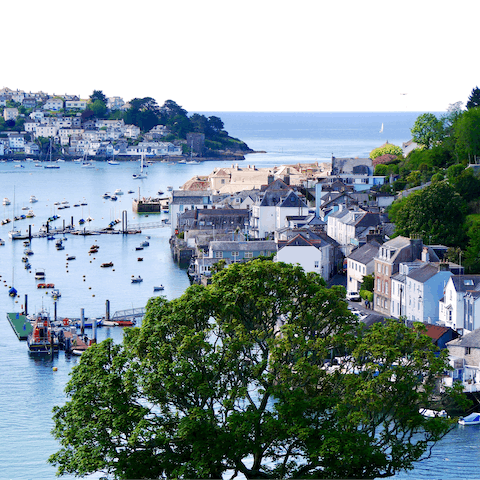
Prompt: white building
<box><xmin>346</xmin><ymin>240</ymin><xmax>381</xmax><ymax>294</ymax></box>
<box><xmin>65</xmin><ymin>100</ymin><xmax>87</xmax><ymax>110</ymax></box>
<box><xmin>4</xmin><ymin>108</ymin><xmax>18</xmax><ymax>122</ymax></box>
<box><xmin>43</xmin><ymin>98</ymin><xmax>64</xmax><ymax>111</ymax></box>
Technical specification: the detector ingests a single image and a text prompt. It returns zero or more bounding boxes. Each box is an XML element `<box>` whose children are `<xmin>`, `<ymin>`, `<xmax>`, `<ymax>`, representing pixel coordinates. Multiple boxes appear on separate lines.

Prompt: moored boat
<box><xmin>153</xmin><ymin>285</ymin><xmax>164</xmax><ymax>291</ymax></box>
<box><xmin>131</xmin><ymin>276</ymin><xmax>143</xmax><ymax>283</ymax></box>
<box><xmin>459</xmin><ymin>412</ymin><xmax>480</xmax><ymax>425</ymax></box>
<box><xmin>27</xmin><ymin>309</ymin><xmax>58</xmax><ymax>354</ymax></box>
<box><xmin>100</xmin><ymin>262</ymin><xmax>114</xmax><ymax>268</ymax></box>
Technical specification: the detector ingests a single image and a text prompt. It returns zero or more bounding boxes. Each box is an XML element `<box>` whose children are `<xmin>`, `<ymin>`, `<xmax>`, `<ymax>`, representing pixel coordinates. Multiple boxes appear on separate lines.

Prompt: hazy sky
<box><xmin>4</xmin><ymin>0</ymin><xmax>479</xmax><ymax>112</ymax></box>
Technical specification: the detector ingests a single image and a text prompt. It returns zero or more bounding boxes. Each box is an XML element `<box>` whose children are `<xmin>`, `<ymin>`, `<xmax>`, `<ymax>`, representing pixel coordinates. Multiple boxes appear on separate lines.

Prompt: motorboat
<box><xmin>114</xmin><ymin>189</ymin><xmax>124</xmax><ymax>195</ymax></box>
<box><xmin>128</xmin><ymin>190</ymin><xmax>134</xmax><ymax>194</ymax></box>
<box><xmin>0</xmin><ymin>239</ymin><xmax>5</xmax><ymax>246</ymax></box>
<box><xmin>153</xmin><ymin>285</ymin><xmax>164</xmax><ymax>291</ymax></box>
<box><xmin>27</xmin><ymin>309</ymin><xmax>58</xmax><ymax>354</ymax></box>
<box><xmin>29</xmin><ymin>195</ymin><xmax>38</xmax><ymax>203</ymax></box>
<box><xmin>3</xmin><ymin>197</ymin><xmax>11</xmax><ymax>206</ymax></box>
<box><xmin>108</xmin><ymin>160</ymin><xmax>120</xmax><ymax>165</ymax></box>
<box><xmin>35</xmin><ymin>269</ymin><xmax>46</xmax><ymax>280</ymax></box>
<box><xmin>26</xmin><ymin>210</ymin><xmax>35</xmax><ymax>218</ymax></box>
<box><xmin>67</xmin><ymin>255</ymin><xmax>76</xmax><ymax>260</ymax></box>
<box><xmin>103</xmin><ymin>192</ymin><xmax>111</xmax><ymax>199</ymax></box>
<box><xmin>100</xmin><ymin>262</ymin><xmax>114</xmax><ymax>268</ymax></box>
<box><xmin>459</xmin><ymin>412</ymin><xmax>480</xmax><ymax>425</ymax></box>
<box><xmin>140</xmin><ymin>240</ymin><xmax>149</xmax><ymax>247</ymax></box>
<box><xmin>419</xmin><ymin>408</ymin><xmax>448</xmax><ymax>418</ymax></box>
<box><xmin>110</xmin><ymin>195</ymin><xmax>118</xmax><ymax>201</ymax></box>
<box><xmin>51</xmin><ymin>289</ymin><xmax>61</xmax><ymax>298</ymax></box>
<box><xmin>167</xmin><ymin>186</ymin><xmax>173</xmax><ymax>191</ymax></box>
<box><xmin>131</xmin><ymin>276</ymin><xmax>143</xmax><ymax>283</ymax></box>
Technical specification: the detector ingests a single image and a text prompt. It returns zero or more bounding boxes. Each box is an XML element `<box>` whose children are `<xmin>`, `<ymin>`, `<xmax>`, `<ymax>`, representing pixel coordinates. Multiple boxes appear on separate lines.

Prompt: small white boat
<box><xmin>3</xmin><ymin>197</ymin><xmax>11</xmax><ymax>206</ymax></box>
<box><xmin>419</xmin><ymin>408</ymin><xmax>447</xmax><ymax>418</ymax></box>
<box><xmin>153</xmin><ymin>285</ymin><xmax>164</xmax><ymax>291</ymax></box>
<box><xmin>0</xmin><ymin>239</ymin><xmax>5</xmax><ymax>246</ymax></box>
<box><xmin>29</xmin><ymin>195</ymin><xmax>38</xmax><ymax>203</ymax></box>
<box><xmin>51</xmin><ymin>288</ymin><xmax>61</xmax><ymax>298</ymax></box>
<box><xmin>459</xmin><ymin>412</ymin><xmax>480</xmax><ymax>425</ymax></box>
<box><xmin>166</xmin><ymin>186</ymin><xmax>173</xmax><ymax>191</ymax></box>
<box><xmin>35</xmin><ymin>269</ymin><xmax>46</xmax><ymax>280</ymax></box>
<box><xmin>108</xmin><ymin>160</ymin><xmax>120</xmax><ymax>165</ymax></box>
<box><xmin>114</xmin><ymin>189</ymin><xmax>124</xmax><ymax>195</ymax></box>
<box><xmin>131</xmin><ymin>276</ymin><xmax>143</xmax><ymax>283</ymax></box>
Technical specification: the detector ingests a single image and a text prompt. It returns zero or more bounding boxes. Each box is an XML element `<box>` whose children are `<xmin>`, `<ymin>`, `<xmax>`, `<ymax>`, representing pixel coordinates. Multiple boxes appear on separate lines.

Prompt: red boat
<box><xmin>115</xmin><ymin>320</ymin><xmax>135</xmax><ymax>327</ymax></box>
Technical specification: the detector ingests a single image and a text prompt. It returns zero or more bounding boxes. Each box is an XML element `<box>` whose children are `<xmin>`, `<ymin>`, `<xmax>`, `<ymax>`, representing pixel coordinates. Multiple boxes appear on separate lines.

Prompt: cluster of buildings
<box><xmin>0</xmin><ymin>87</ymin><xmax>182</xmax><ymax>157</ymax></box>
<box><xmin>167</xmin><ymin>158</ymin><xmax>480</xmax><ymax>393</ymax></box>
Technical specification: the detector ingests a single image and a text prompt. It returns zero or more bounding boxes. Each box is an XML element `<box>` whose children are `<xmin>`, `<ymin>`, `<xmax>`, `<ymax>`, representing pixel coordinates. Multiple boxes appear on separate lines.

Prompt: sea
<box><xmin>1</xmin><ymin>112</ymin><xmax>478</xmax><ymax>480</ymax></box>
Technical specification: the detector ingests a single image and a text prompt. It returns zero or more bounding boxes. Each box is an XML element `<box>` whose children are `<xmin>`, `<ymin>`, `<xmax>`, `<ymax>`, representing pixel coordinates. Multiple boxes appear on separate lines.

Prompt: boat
<box><xmin>51</xmin><ymin>289</ymin><xmax>61</xmax><ymax>298</ymax></box>
<box><xmin>27</xmin><ymin>309</ymin><xmax>58</xmax><ymax>354</ymax></box>
<box><xmin>380</xmin><ymin>123</ymin><xmax>384</xmax><ymax>134</ymax></box>
<box><xmin>137</xmin><ymin>257</ymin><xmax>143</xmax><ymax>261</ymax></box>
<box><xmin>132</xmin><ymin>155</ymin><xmax>147</xmax><ymax>179</ymax></box>
<box><xmin>110</xmin><ymin>195</ymin><xmax>118</xmax><ymax>201</ymax></box>
<box><xmin>67</xmin><ymin>255</ymin><xmax>76</xmax><ymax>260</ymax></box>
<box><xmin>103</xmin><ymin>192</ymin><xmax>111</xmax><ymax>199</ymax></box>
<box><xmin>8</xmin><ymin>188</ymin><xmax>24</xmax><ymax>240</ymax></box>
<box><xmin>114</xmin><ymin>189</ymin><xmax>124</xmax><ymax>195</ymax></box>
<box><xmin>0</xmin><ymin>239</ymin><xmax>5</xmax><ymax>246</ymax></box>
<box><xmin>100</xmin><ymin>262</ymin><xmax>114</xmax><ymax>268</ymax></box>
<box><xmin>135</xmin><ymin>246</ymin><xmax>144</xmax><ymax>251</ymax></box>
<box><xmin>419</xmin><ymin>408</ymin><xmax>448</xmax><ymax>418</ymax></box>
<box><xmin>131</xmin><ymin>276</ymin><xmax>143</xmax><ymax>283</ymax></box>
<box><xmin>24</xmin><ymin>248</ymin><xmax>34</xmax><ymax>256</ymax></box>
<box><xmin>78</xmin><ymin>219</ymin><xmax>85</xmax><ymax>225</ymax></box>
<box><xmin>3</xmin><ymin>197</ymin><xmax>11</xmax><ymax>205</ymax></box>
<box><xmin>140</xmin><ymin>240</ymin><xmax>149</xmax><ymax>247</ymax></box>
<box><xmin>153</xmin><ymin>285</ymin><xmax>164</xmax><ymax>291</ymax></box>
<box><xmin>115</xmin><ymin>320</ymin><xmax>136</xmax><ymax>327</ymax></box>
<box><xmin>35</xmin><ymin>269</ymin><xmax>45</xmax><ymax>280</ymax></box>
<box><xmin>128</xmin><ymin>190</ymin><xmax>134</xmax><ymax>194</ymax></box>
<box><xmin>29</xmin><ymin>195</ymin><xmax>38</xmax><ymax>203</ymax></box>
<box><xmin>166</xmin><ymin>186</ymin><xmax>173</xmax><ymax>191</ymax></box>
<box><xmin>459</xmin><ymin>412</ymin><xmax>480</xmax><ymax>425</ymax></box>
<box><xmin>108</xmin><ymin>160</ymin><xmax>120</xmax><ymax>165</ymax></box>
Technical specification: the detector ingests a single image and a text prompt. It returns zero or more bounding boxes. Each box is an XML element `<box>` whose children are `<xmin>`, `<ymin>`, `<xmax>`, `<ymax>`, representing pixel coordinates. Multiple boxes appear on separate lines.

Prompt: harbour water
<box><xmin>1</xmin><ymin>112</ymin><xmax>478</xmax><ymax>480</ymax></box>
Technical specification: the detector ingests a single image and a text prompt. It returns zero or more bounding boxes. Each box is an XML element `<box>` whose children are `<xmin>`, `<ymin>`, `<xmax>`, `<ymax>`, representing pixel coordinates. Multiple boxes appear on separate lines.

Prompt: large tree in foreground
<box><xmin>49</xmin><ymin>259</ymin><xmax>464</xmax><ymax>479</ymax></box>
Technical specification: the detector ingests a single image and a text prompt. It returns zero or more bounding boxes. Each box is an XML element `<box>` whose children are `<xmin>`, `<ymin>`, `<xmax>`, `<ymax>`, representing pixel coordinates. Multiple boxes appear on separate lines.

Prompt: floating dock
<box><xmin>6</xmin><ymin>312</ymin><xmax>33</xmax><ymax>340</ymax></box>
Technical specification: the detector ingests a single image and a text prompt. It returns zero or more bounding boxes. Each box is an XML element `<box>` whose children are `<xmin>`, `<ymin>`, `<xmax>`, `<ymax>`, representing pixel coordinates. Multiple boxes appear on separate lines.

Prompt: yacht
<box><xmin>29</xmin><ymin>195</ymin><xmax>38</xmax><ymax>203</ymax></box>
<box><xmin>3</xmin><ymin>198</ymin><xmax>11</xmax><ymax>206</ymax></box>
<box><xmin>114</xmin><ymin>189</ymin><xmax>124</xmax><ymax>195</ymax></box>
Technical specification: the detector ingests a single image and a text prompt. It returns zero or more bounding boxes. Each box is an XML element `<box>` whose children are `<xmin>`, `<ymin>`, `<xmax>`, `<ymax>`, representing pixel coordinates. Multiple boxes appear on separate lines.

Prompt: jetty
<box><xmin>6</xmin><ymin>312</ymin><xmax>33</xmax><ymax>340</ymax></box>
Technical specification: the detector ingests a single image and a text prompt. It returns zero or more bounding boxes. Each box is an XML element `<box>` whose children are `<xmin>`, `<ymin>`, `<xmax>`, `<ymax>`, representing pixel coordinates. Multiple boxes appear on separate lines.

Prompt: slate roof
<box><xmin>277</xmin><ymin>191</ymin><xmax>308</xmax><ymax>209</ymax></box>
<box><xmin>210</xmin><ymin>240</ymin><xmax>277</xmax><ymax>252</ymax></box>
<box><xmin>407</xmin><ymin>264</ymin><xmax>440</xmax><ymax>283</ymax></box>
<box><xmin>451</xmin><ymin>275</ymin><xmax>480</xmax><ymax>293</ymax></box>
<box><xmin>348</xmin><ymin>240</ymin><xmax>381</xmax><ymax>264</ymax></box>
<box><xmin>447</xmin><ymin>328</ymin><xmax>480</xmax><ymax>348</ymax></box>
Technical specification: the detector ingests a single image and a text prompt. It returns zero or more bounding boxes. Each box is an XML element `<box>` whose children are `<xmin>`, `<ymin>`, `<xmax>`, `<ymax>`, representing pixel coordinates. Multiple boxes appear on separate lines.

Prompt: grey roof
<box><xmin>447</xmin><ymin>328</ymin><xmax>480</xmax><ymax>348</ymax></box>
<box><xmin>277</xmin><ymin>191</ymin><xmax>308</xmax><ymax>209</ymax></box>
<box><xmin>451</xmin><ymin>275</ymin><xmax>480</xmax><ymax>293</ymax></box>
<box><xmin>407</xmin><ymin>263</ymin><xmax>440</xmax><ymax>283</ymax></box>
<box><xmin>348</xmin><ymin>240</ymin><xmax>381</xmax><ymax>264</ymax></box>
<box><xmin>210</xmin><ymin>240</ymin><xmax>277</xmax><ymax>251</ymax></box>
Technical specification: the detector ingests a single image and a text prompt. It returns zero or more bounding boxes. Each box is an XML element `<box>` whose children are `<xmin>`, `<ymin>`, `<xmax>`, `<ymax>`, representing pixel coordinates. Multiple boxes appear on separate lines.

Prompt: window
<box><xmin>245</xmin><ymin>252</ymin><xmax>253</xmax><ymax>258</ymax></box>
<box><xmin>214</xmin><ymin>251</ymin><xmax>223</xmax><ymax>259</ymax></box>
<box><xmin>315</xmin><ymin>261</ymin><xmax>319</xmax><ymax>268</ymax></box>
<box><xmin>466</xmin><ymin>347</ymin><xmax>471</xmax><ymax>355</ymax></box>
<box><xmin>231</xmin><ymin>251</ymin><xmax>239</xmax><ymax>257</ymax></box>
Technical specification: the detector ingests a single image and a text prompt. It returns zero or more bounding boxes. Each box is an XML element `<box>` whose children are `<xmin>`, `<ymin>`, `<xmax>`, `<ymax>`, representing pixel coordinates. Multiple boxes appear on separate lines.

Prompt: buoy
<box><xmin>92</xmin><ymin>294</ymin><xmax>95</xmax><ymax>297</ymax></box>
<box><xmin>89</xmin><ymin>287</ymin><xmax>91</xmax><ymax>289</ymax></box>
<box><xmin>52</xmin><ymin>367</ymin><xmax>58</xmax><ymax>372</ymax></box>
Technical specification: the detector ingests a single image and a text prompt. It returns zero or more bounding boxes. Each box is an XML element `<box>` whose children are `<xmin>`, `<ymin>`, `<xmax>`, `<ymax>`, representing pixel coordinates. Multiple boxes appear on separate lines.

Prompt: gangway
<box><xmin>111</xmin><ymin>307</ymin><xmax>146</xmax><ymax>322</ymax></box>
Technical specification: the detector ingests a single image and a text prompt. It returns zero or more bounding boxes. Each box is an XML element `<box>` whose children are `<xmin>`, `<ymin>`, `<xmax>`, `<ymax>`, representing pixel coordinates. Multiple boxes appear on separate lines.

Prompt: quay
<box><xmin>6</xmin><ymin>312</ymin><xmax>33</xmax><ymax>340</ymax></box>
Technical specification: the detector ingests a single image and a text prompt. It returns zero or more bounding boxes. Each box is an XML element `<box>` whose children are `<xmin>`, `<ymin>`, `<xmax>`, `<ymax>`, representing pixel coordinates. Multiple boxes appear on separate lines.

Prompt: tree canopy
<box><xmin>410</xmin><ymin>113</ymin><xmax>444</xmax><ymax>149</ymax></box>
<box><xmin>50</xmin><ymin>259</ymin><xmax>463</xmax><ymax>480</ymax></box>
<box><xmin>466</xmin><ymin>86</ymin><xmax>480</xmax><ymax>110</ymax></box>
<box><xmin>388</xmin><ymin>182</ymin><xmax>468</xmax><ymax>247</ymax></box>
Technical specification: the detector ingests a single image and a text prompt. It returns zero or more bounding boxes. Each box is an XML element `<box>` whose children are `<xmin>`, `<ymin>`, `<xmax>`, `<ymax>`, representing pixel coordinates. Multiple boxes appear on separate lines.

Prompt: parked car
<box><xmin>346</xmin><ymin>291</ymin><xmax>361</xmax><ymax>302</ymax></box>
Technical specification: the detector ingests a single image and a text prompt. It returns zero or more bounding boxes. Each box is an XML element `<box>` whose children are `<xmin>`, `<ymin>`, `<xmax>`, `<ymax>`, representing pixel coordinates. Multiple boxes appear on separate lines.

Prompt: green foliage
<box><xmin>452</xmin><ymin>168</ymin><xmax>480</xmax><ymax>203</ymax></box>
<box><xmin>50</xmin><ymin>259</ymin><xmax>464</xmax><ymax>480</ymax></box>
<box><xmin>359</xmin><ymin>289</ymin><xmax>373</xmax><ymax>302</ymax></box>
<box><xmin>90</xmin><ymin>90</ymin><xmax>108</xmax><ymax>104</ymax></box>
<box><xmin>88</xmin><ymin>99</ymin><xmax>107</xmax><ymax>118</ymax></box>
<box><xmin>454</xmin><ymin>107</ymin><xmax>480</xmax><ymax>161</ymax></box>
<box><xmin>466</xmin><ymin>86</ymin><xmax>480</xmax><ymax>110</ymax></box>
<box><xmin>388</xmin><ymin>182</ymin><xmax>468</xmax><ymax>247</ymax></box>
<box><xmin>360</xmin><ymin>273</ymin><xmax>375</xmax><ymax>292</ymax></box>
<box><xmin>406</xmin><ymin>170</ymin><xmax>421</xmax><ymax>187</ymax></box>
<box><xmin>411</xmin><ymin>113</ymin><xmax>444</xmax><ymax>149</ymax></box>
<box><xmin>370</xmin><ymin>144</ymin><xmax>403</xmax><ymax>159</ymax></box>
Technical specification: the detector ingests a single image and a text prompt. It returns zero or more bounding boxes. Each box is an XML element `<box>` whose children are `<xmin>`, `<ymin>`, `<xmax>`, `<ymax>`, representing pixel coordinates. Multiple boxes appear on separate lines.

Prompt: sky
<box><xmin>3</xmin><ymin>0</ymin><xmax>480</xmax><ymax>112</ymax></box>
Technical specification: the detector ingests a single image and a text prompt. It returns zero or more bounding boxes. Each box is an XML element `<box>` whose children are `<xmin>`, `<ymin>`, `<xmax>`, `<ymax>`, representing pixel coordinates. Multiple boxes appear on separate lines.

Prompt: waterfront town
<box><xmin>1</xmin><ymin>85</ymin><xmax>480</xmax><ymax>398</ymax></box>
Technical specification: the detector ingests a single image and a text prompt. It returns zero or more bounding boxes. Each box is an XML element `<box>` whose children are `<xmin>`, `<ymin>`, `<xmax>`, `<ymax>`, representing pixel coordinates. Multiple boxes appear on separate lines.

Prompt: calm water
<box><xmin>2</xmin><ymin>112</ymin><xmax>477</xmax><ymax>480</ymax></box>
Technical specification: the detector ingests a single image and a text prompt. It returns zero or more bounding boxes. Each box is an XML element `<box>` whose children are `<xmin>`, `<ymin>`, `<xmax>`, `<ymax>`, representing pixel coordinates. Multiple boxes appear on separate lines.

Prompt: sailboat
<box><xmin>44</xmin><ymin>139</ymin><xmax>60</xmax><ymax>169</ymax></box>
<box><xmin>379</xmin><ymin>123</ymin><xmax>384</xmax><ymax>134</ymax></box>
<box><xmin>132</xmin><ymin>154</ymin><xmax>147</xmax><ymax>179</ymax></box>
<box><xmin>8</xmin><ymin>187</ymin><xmax>24</xmax><ymax>240</ymax></box>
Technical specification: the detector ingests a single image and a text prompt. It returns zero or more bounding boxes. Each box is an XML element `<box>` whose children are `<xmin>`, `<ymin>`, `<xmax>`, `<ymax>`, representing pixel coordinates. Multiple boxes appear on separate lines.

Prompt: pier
<box><xmin>111</xmin><ymin>307</ymin><xmax>146</xmax><ymax>322</ymax></box>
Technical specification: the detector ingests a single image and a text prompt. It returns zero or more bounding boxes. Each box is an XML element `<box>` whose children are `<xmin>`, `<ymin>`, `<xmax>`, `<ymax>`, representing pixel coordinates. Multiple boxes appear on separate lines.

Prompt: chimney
<box><xmin>421</xmin><ymin>246</ymin><xmax>429</xmax><ymax>263</ymax></box>
<box><xmin>439</xmin><ymin>261</ymin><xmax>450</xmax><ymax>272</ymax></box>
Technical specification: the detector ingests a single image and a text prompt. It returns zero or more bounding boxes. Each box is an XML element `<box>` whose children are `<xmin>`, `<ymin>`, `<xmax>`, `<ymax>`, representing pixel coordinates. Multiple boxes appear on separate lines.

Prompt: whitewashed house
<box><xmin>439</xmin><ymin>275</ymin><xmax>480</xmax><ymax>332</ymax></box>
<box><xmin>3</xmin><ymin>108</ymin><xmax>18</xmax><ymax>122</ymax></box>
<box><xmin>65</xmin><ymin>100</ymin><xmax>87</xmax><ymax>110</ymax></box>
<box><xmin>276</xmin><ymin>232</ymin><xmax>337</xmax><ymax>280</ymax></box>
<box><xmin>346</xmin><ymin>240</ymin><xmax>381</xmax><ymax>294</ymax></box>
<box><xmin>43</xmin><ymin>98</ymin><xmax>64</xmax><ymax>111</ymax></box>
